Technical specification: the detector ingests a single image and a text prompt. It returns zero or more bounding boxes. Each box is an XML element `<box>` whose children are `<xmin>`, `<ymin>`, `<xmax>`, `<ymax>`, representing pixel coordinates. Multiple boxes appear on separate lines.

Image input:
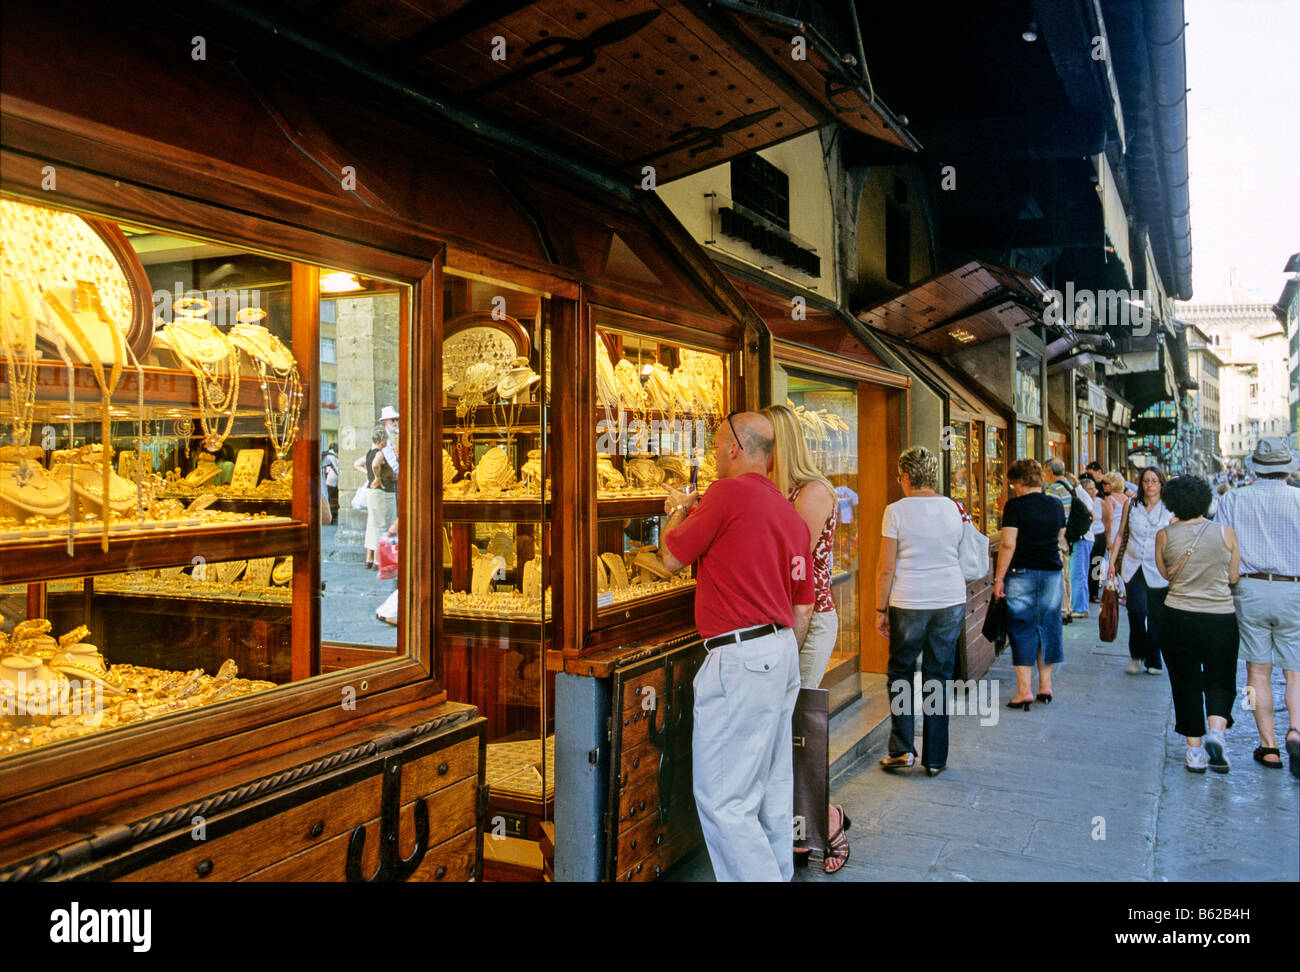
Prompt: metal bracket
<box><xmin>646</xmin><ymin>658</ymin><xmax>690</xmax><ymax>826</ymax></box>
<box><xmin>345</xmin><ymin>756</ymin><xmax>429</xmax><ymax>882</ymax></box>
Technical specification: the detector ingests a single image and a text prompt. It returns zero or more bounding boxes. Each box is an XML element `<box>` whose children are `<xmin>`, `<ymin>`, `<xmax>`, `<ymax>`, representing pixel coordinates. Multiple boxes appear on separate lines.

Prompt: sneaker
<box><xmin>1186</xmin><ymin>746</ymin><xmax>1208</xmax><ymax>773</ymax></box>
<box><xmin>1147</xmin><ymin>667</ymin><xmax>1163</xmax><ymax>675</ymax></box>
<box><xmin>1125</xmin><ymin>659</ymin><xmax>1143</xmax><ymax>675</ymax></box>
<box><xmin>1204</xmin><ymin>729</ymin><xmax>1230</xmax><ymax>773</ymax></box>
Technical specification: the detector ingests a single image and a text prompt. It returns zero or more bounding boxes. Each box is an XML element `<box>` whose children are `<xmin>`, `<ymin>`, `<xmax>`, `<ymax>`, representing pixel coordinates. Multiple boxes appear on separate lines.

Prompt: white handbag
<box><xmin>954</xmin><ymin>500</ymin><xmax>991</xmax><ymax>582</ymax></box>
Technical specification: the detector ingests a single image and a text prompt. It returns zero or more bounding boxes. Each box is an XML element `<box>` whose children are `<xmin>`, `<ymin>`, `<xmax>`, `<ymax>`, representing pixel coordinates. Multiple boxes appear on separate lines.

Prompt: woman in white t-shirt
<box><xmin>874</xmin><ymin>446</ymin><xmax>967</xmax><ymax>776</ymax></box>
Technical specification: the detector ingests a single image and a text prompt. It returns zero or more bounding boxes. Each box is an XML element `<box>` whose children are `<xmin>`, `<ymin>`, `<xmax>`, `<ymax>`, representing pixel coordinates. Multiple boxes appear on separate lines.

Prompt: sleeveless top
<box><xmin>1162</xmin><ymin>520</ymin><xmax>1234</xmax><ymax>614</ymax></box>
<box><xmin>792</xmin><ymin>482</ymin><xmax>837</xmax><ymax>613</ymax></box>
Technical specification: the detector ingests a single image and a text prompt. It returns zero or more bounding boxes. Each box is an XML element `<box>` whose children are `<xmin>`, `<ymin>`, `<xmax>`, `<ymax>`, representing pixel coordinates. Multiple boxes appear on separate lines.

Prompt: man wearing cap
<box><xmin>1213</xmin><ymin>437</ymin><xmax>1300</xmax><ymax>776</ymax></box>
<box><xmin>660</xmin><ymin>411</ymin><xmax>814</xmax><ymax>880</ymax></box>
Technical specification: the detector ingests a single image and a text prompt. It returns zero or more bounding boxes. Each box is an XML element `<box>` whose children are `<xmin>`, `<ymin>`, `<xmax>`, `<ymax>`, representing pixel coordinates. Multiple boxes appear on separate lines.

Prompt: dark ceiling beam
<box><xmin>1031</xmin><ymin>0</ymin><xmax>1126</xmax><ymax>150</ymax></box>
<box><xmin>907</xmin><ymin>112</ymin><xmax>1108</xmax><ymax>159</ymax></box>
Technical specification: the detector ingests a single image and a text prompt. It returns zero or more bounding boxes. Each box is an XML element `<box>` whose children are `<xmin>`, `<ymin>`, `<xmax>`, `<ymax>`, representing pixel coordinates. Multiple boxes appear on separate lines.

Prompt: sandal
<box><xmin>1253</xmin><ymin>746</ymin><xmax>1283</xmax><ymax>768</ymax></box>
<box><xmin>1287</xmin><ymin>729</ymin><xmax>1300</xmax><ymax>779</ymax></box>
<box><xmin>824</xmin><ymin>804</ymin><xmax>851</xmax><ymax>874</ymax></box>
<box><xmin>376</xmin><ymin>613</ymin><xmax>397</xmax><ymax>626</ymax></box>
<box><xmin>879</xmin><ymin>753</ymin><xmax>915</xmax><ymax>770</ymax></box>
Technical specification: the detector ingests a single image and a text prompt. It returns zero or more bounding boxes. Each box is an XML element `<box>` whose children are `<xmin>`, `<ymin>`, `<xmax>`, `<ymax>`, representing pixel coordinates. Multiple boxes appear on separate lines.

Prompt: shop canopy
<box><xmin>212</xmin><ymin>0</ymin><xmax>916</xmax><ymax>183</ymax></box>
<box><xmin>874</xmin><ymin>333</ymin><xmax>1009</xmax><ymax>427</ymax></box>
<box><xmin>855</xmin><ymin>261</ymin><xmax>1050</xmax><ymax>357</ymax></box>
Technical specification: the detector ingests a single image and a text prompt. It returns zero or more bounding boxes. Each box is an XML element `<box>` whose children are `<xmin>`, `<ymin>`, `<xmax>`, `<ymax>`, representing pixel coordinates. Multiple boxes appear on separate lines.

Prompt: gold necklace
<box><xmin>162</xmin><ymin>301</ymin><xmax>239</xmax><ymax>452</ymax></box>
<box><xmin>42</xmin><ymin>285</ymin><xmax>125</xmax><ymax>551</ymax></box>
<box><xmin>0</xmin><ymin>274</ymin><xmax>38</xmax><ymax>447</ymax></box>
<box><xmin>229</xmin><ymin>316</ymin><xmax>301</xmax><ymax>460</ymax></box>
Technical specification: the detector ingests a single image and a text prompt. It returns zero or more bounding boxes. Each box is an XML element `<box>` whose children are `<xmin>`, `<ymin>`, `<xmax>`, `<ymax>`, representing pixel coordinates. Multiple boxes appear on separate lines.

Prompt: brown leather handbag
<box><xmin>792</xmin><ymin>687</ymin><xmax>830</xmax><ymax>854</ymax></box>
<box><xmin>1098</xmin><ymin>501</ymin><xmax>1132</xmax><ymax>643</ymax></box>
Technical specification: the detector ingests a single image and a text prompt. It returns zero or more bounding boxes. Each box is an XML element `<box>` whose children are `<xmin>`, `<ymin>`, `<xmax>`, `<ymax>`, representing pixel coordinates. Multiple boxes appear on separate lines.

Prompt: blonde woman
<box><xmin>761</xmin><ymin>404</ymin><xmax>848</xmax><ymax>874</ymax></box>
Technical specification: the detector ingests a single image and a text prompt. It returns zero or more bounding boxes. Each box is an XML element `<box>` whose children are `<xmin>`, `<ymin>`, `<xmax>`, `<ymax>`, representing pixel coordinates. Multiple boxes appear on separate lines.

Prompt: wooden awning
<box><xmin>856</xmin><ymin>261</ymin><xmax>1050</xmax><ymax>356</ymax></box>
<box><xmin>725</xmin><ymin>275</ymin><xmax>884</xmax><ymax>368</ymax></box>
<box><xmin>876</xmin><ymin>334</ymin><xmax>1008</xmax><ymax>427</ymax></box>
<box><xmin>265</xmin><ymin>0</ymin><xmax>915</xmax><ymax>180</ymax></box>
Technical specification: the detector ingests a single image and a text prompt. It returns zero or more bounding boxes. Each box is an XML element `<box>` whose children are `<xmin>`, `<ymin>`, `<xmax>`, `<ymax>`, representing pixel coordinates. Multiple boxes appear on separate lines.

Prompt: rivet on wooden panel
<box><xmin>438</xmin><ymin>762</ymin><xmax>449</xmax><ymax>775</ymax></box>
<box><xmin>630</xmin><ymin>839</ymin><xmax>637</xmax><ymax>850</ymax></box>
<box><xmin>310</xmin><ymin>821</ymin><xmax>324</xmax><ymax>838</ymax></box>
<box><xmin>436</xmin><ymin>865</ymin><xmax>447</xmax><ymax>879</ymax></box>
<box><xmin>196</xmin><ymin>859</ymin><xmax>213</xmax><ymax>878</ymax></box>
<box><xmin>655</xmin><ymin>834</ymin><xmax>663</xmax><ymax>846</ymax></box>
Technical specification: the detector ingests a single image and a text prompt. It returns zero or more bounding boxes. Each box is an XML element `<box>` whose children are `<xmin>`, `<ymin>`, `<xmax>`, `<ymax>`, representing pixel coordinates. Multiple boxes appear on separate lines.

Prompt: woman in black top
<box><xmin>355</xmin><ymin>427</ymin><xmax>388</xmax><ymax>568</ymax></box>
<box><xmin>993</xmin><ymin>459</ymin><xmax>1067</xmax><ymax>709</ymax></box>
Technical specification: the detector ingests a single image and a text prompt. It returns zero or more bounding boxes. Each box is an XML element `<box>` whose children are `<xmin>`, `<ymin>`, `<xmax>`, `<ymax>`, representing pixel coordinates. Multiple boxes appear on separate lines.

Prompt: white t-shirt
<box><xmin>1089</xmin><ymin>496</ymin><xmax>1105</xmax><ymax>536</ymax></box>
<box><xmin>881</xmin><ymin>496</ymin><xmax>967</xmax><ymax>610</ymax></box>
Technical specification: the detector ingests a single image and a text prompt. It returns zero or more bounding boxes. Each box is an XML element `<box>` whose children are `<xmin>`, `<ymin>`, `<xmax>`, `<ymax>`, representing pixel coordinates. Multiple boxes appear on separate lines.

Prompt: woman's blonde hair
<box><xmin>761</xmin><ymin>404</ymin><xmax>835</xmax><ymax>499</ymax></box>
<box><xmin>1103</xmin><ymin>471</ymin><xmax>1125</xmax><ymax>494</ymax></box>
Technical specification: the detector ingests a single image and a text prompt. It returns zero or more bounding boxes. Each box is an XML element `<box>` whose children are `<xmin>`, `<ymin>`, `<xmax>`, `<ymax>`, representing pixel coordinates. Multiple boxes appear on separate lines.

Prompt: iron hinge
<box><xmin>587</xmin><ymin>748</ymin><xmax>599</xmax><ymax>766</ymax></box>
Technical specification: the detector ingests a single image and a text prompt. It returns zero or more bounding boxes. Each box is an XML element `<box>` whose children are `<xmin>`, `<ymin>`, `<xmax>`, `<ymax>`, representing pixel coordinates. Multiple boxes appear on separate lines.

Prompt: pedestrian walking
<box><xmin>1045</xmin><ymin>459</ymin><xmax>1075</xmax><ymax>625</ymax></box>
<box><xmin>1109</xmin><ymin>467</ymin><xmax>1171</xmax><ymax>676</ymax></box>
<box><xmin>762</xmin><ymin>404</ymin><xmax>849</xmax><ymax>873</ymax></box>
<box><xmin>321</xmin><ymin>445</ymin><xmax>340</xmax><ymax>522</ymax></box>
<box><xmin>993</xmin><ymin>459</ymin><xmax>1065</xmax><ymax>709</ymax></box>
<box><xmin>660</xmin><ymin>411</ymin><xmax>814</xmax><ymax>881</ymax></box>
<box><xmin>1069</xmin><ymin>476</ymin><xmax>1099</xmax><ymax>617</ymax></box>
<box><xmin>357</xmin><ymin>427</ymin><xmax>388</xmax><ymax>568</ymax></box>
<box><xmin>1154</xmin><ymin>476</ymin><xmax>1241</xmax><ymax>774</ymax></box>
<box><xmin>1212</xmin><ymin>437</ymin><xmax>1300</xmax><ymax>777</ymax></box>
<box><xmin>874</xmin><ymin>446</ymin><xmax>967</xmax><ymax>776</ymax></box>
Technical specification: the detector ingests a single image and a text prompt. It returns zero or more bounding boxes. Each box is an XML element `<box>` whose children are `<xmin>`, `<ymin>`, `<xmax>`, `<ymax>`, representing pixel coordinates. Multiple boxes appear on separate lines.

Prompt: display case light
<box><xmin>319</xmin><ymin>270</ymin><xmax>364</xmax><ymax>293</ymax></box>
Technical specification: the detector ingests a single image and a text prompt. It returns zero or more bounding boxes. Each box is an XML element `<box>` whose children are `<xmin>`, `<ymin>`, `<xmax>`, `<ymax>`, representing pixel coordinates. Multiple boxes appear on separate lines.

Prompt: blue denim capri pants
<box><xmin>1004</xmin><ymin>567</ymin><xmax>1065</xmax><ymax>666</ymax></box>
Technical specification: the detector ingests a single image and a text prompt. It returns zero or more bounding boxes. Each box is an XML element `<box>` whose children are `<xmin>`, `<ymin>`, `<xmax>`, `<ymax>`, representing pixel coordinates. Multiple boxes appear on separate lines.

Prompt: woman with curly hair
<box><xmin>875</xmin><ymin>445</ymin><xmax>967</xmax><ymax>774</ymax></box>
<box><xmin>1155</xmin><ymin>475</ymin><xmax>1241</xmax><ymax>773</ymax></box>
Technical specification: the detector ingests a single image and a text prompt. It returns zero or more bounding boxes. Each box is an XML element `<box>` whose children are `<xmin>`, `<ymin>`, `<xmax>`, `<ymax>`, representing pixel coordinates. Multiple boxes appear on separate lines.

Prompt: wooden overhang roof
<box><xmin>855</xmin><ymin>261</ymin><xmax>1050</xmax><ymax>357</ymax></box>
<box><xmin>875</xmin><ymin>335</ymin><xmax>1009</xmax><ymax>427</ymax></box>
<box><xmin>268</xmin><ymin>0</ymin><xmax>917</xmax><ymax>180</ymax></box>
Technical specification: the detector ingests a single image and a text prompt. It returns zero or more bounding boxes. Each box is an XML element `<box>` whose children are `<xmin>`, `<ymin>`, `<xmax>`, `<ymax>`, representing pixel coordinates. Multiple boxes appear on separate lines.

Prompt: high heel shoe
<box><xmin>1035</xmin><ymin>692</ymin><xmax>1053</xmax><ymax>704</ymax></box>
<box><xmin>1006</xmin><ymin>698</ymin><xmax>1033</xmax><ymax>711</ymax></box>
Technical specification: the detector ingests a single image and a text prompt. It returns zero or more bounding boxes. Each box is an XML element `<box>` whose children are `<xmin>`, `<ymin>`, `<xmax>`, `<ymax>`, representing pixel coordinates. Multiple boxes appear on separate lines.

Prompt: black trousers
<box><xmin>1089</xmin><ymin>531</ymin><xmax>1107</xmax><ymax>601</ymax></box>
<box><xmin>1125</xmin><ymin>570</ymin><xmax>1166</xmax><ymax>670</ymax></box>
<box><xmin>1159</xmin><ymin>607</ymin><xmax>1239</xmax><ymax>738</ymax></box>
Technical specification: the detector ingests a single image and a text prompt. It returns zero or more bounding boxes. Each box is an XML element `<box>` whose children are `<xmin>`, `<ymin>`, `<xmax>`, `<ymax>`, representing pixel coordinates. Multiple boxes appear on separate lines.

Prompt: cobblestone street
<box><xmin>675</xmin><ymin>609</ymin><xmax>1300</xmax><ymax>882</ymax></box>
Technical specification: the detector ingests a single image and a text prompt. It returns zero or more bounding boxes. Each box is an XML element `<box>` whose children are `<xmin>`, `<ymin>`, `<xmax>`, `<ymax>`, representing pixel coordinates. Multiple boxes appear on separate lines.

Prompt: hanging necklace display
<box><xmin>493</xmin><ymin>356</ymin><xmax>538</xmax><ymax>451</ymax></box>
<box><xmin>227</xmin><ymin>307</ymin><xmax>302</xmax><ymax>460</ymax></box>
<box><xmin>158</xmin><ymin>297</ymin><xmax>239</xmax><ymax>453</ymax></box>
<box><xmin>42</xmin><ymin>282</ymin><xmax>125</xmax><ymax>552</ymax></box>
<box><xmin>0</xmin><ymin>276</ymin><xmax>39</xmax><ymax>449</ymax></box>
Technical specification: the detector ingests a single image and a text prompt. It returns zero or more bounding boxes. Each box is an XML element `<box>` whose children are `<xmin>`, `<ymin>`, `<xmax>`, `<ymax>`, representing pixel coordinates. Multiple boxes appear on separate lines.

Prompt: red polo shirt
<box><xmin>663</xmin><ymin>472</ymin><xmax>814</xmax><ymax>639</ymax></box>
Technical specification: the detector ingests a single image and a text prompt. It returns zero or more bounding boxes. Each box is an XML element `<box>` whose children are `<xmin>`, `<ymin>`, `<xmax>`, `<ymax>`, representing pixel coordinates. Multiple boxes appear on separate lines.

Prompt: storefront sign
<box><xmin>1087</xmin><ymin>380</ymin><xmax>1107</xmax><ymax>415</ymax></box>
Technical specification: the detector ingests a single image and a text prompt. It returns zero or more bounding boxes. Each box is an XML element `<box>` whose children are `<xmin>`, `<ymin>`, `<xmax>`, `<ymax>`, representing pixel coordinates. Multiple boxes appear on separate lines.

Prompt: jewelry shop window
<box><xmin>592</xmin><ymin>309</ymin><xmax>731</xmax><ymax>619</ymax></box>
<box><xmin>438</xmin><ymin>267</ymin><xmax>553</xmax><ymax>820</ymax></box>
<box><xmin>0</xmin><ymin>196</ymin><xmax>413</xmax><ymax>759</ymax></box>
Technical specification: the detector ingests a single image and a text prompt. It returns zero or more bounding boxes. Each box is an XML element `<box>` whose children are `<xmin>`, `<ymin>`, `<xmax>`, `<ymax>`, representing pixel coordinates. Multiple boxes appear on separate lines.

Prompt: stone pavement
<box><xmin>319</xmin><ymin>524</ymin><xmax>397</xmax><ymax>648</ymax></box>
<box><xmin>672</xmin><ymin>607</ymin><xmax>1300</xmax><ymax>882</ymax></box>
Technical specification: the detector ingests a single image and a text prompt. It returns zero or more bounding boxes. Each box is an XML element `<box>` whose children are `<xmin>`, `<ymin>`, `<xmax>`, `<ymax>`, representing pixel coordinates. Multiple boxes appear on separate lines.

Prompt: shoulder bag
<box><xmin>1165</xmin><ymin>521</ymin><xmax>1213</xmax><ymax>595</ymax></box>
<box><xmin>1099</xmin><ymin>501</ymin><xmax>1132</xmax><ymax>643</ymax></box>
<box><xmin>952</xmin><ymin>499</ymin><xmax>991</xmax><ymax>583</ymax></box>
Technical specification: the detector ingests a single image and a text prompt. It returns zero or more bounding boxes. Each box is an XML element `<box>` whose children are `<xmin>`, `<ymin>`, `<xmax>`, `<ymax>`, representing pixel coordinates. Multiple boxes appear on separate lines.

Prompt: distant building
<box><xmin>1182</xmin><ymin>322</ymin><xmax>1222</xmax><ymax>474</ymax></box>
<box><xmin>1177</xmin><ymin>301</ymin><xmax>1289</xmax><ymax>462</ymax></box>
<box><xmin>1273</xmin><ymin>252</ymin><xmax>1300</xmax><ymax>450</ymax></box>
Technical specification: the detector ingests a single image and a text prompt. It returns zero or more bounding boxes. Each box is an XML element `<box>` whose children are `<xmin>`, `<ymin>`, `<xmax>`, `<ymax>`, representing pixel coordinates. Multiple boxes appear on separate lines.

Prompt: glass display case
<box><xmin>0</xmin><ymin>196</ymin><xmax>411</xmax><ymax>759</ymax></box>
<box><xmin>591</xmin><ymin>308</ymin><xmax>732</xmax><ymax>623</ymax></box>
<box><xmin>779</xmin><ymin>366</ymin><xmax>860</xmax><ymax>666</ymax></box>
<box><xmin>436</xmin><ymin>268</ymin><xmax>552</xmax><ymax>834</ymax></box>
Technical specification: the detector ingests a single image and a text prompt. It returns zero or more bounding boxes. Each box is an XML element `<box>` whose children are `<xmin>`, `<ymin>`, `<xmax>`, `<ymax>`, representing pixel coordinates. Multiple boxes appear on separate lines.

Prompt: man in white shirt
<box><xmin>1214</xmin><ymin>438</ymin><xmax>1300</xmax><ymax>776</ymax></box>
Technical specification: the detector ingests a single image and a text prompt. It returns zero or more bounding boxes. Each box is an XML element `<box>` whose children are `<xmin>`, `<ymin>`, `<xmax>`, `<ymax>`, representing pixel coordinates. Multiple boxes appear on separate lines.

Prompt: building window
<box><xmin>321</xmin><ymin>380</ymin><xmax>338</xmax><ymax>409</ymax></box>
<box><xmin>730</xmin><ymin>153</ymin><xmax>789</xmax><ymax>230</ymax></box>
<box><xmin>321</xmin><ymin>337</ymin><xmax>336</xmax><ymax>364</ymax></box>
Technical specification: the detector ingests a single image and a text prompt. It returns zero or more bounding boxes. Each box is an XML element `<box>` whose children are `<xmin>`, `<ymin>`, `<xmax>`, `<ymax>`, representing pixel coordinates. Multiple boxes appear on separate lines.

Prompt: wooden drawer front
<box><xmin>119</xmin><ymin>775</ymin><xmax>382</xmax><ymax>883</ymax></box>
<box><xmin>407</xmin><ymin>826</ymin><xmax>476</xmax><ymax>882</ymax></box>
<box><xmin>615</xmin><ymin>795</ymin><xmax>699</xmax><ymax>882</ymax></box>
<box><xmin>242</xmin><ymin>778</ymin><xmax>478</xmax><ymax>882</ymax></box>
<box><xmin>400</xmin><ymin>737</ymin><xmax>478</xmax><ymax>805</ymax></box>
<box><xmin>618</xmin><ymin>657</ymin><xmax>699</xmax><ymax>716</ymax></box>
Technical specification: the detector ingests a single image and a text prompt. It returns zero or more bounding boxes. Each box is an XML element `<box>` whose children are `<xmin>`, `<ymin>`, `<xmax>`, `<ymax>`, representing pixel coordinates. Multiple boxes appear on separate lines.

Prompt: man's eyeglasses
<box><xmin>723</xmin><ymin>411</ymin><xmax>744</xmax><ymax>453</ymax></box>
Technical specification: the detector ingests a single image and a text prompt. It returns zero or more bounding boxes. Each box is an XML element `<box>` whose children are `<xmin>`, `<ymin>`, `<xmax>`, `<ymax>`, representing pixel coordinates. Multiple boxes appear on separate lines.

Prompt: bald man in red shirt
<box><xmin>662</xmin><ymin>410</ymin><xmax>814</xmax><ymax>881</ymax></box>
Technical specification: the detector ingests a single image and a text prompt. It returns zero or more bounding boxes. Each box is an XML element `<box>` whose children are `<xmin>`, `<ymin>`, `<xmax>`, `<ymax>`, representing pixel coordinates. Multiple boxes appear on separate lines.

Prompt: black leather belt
<box><xmin>703</xmin><ymin>623</ymin><xmax>784</xmax><ymax>652</ymax></box>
